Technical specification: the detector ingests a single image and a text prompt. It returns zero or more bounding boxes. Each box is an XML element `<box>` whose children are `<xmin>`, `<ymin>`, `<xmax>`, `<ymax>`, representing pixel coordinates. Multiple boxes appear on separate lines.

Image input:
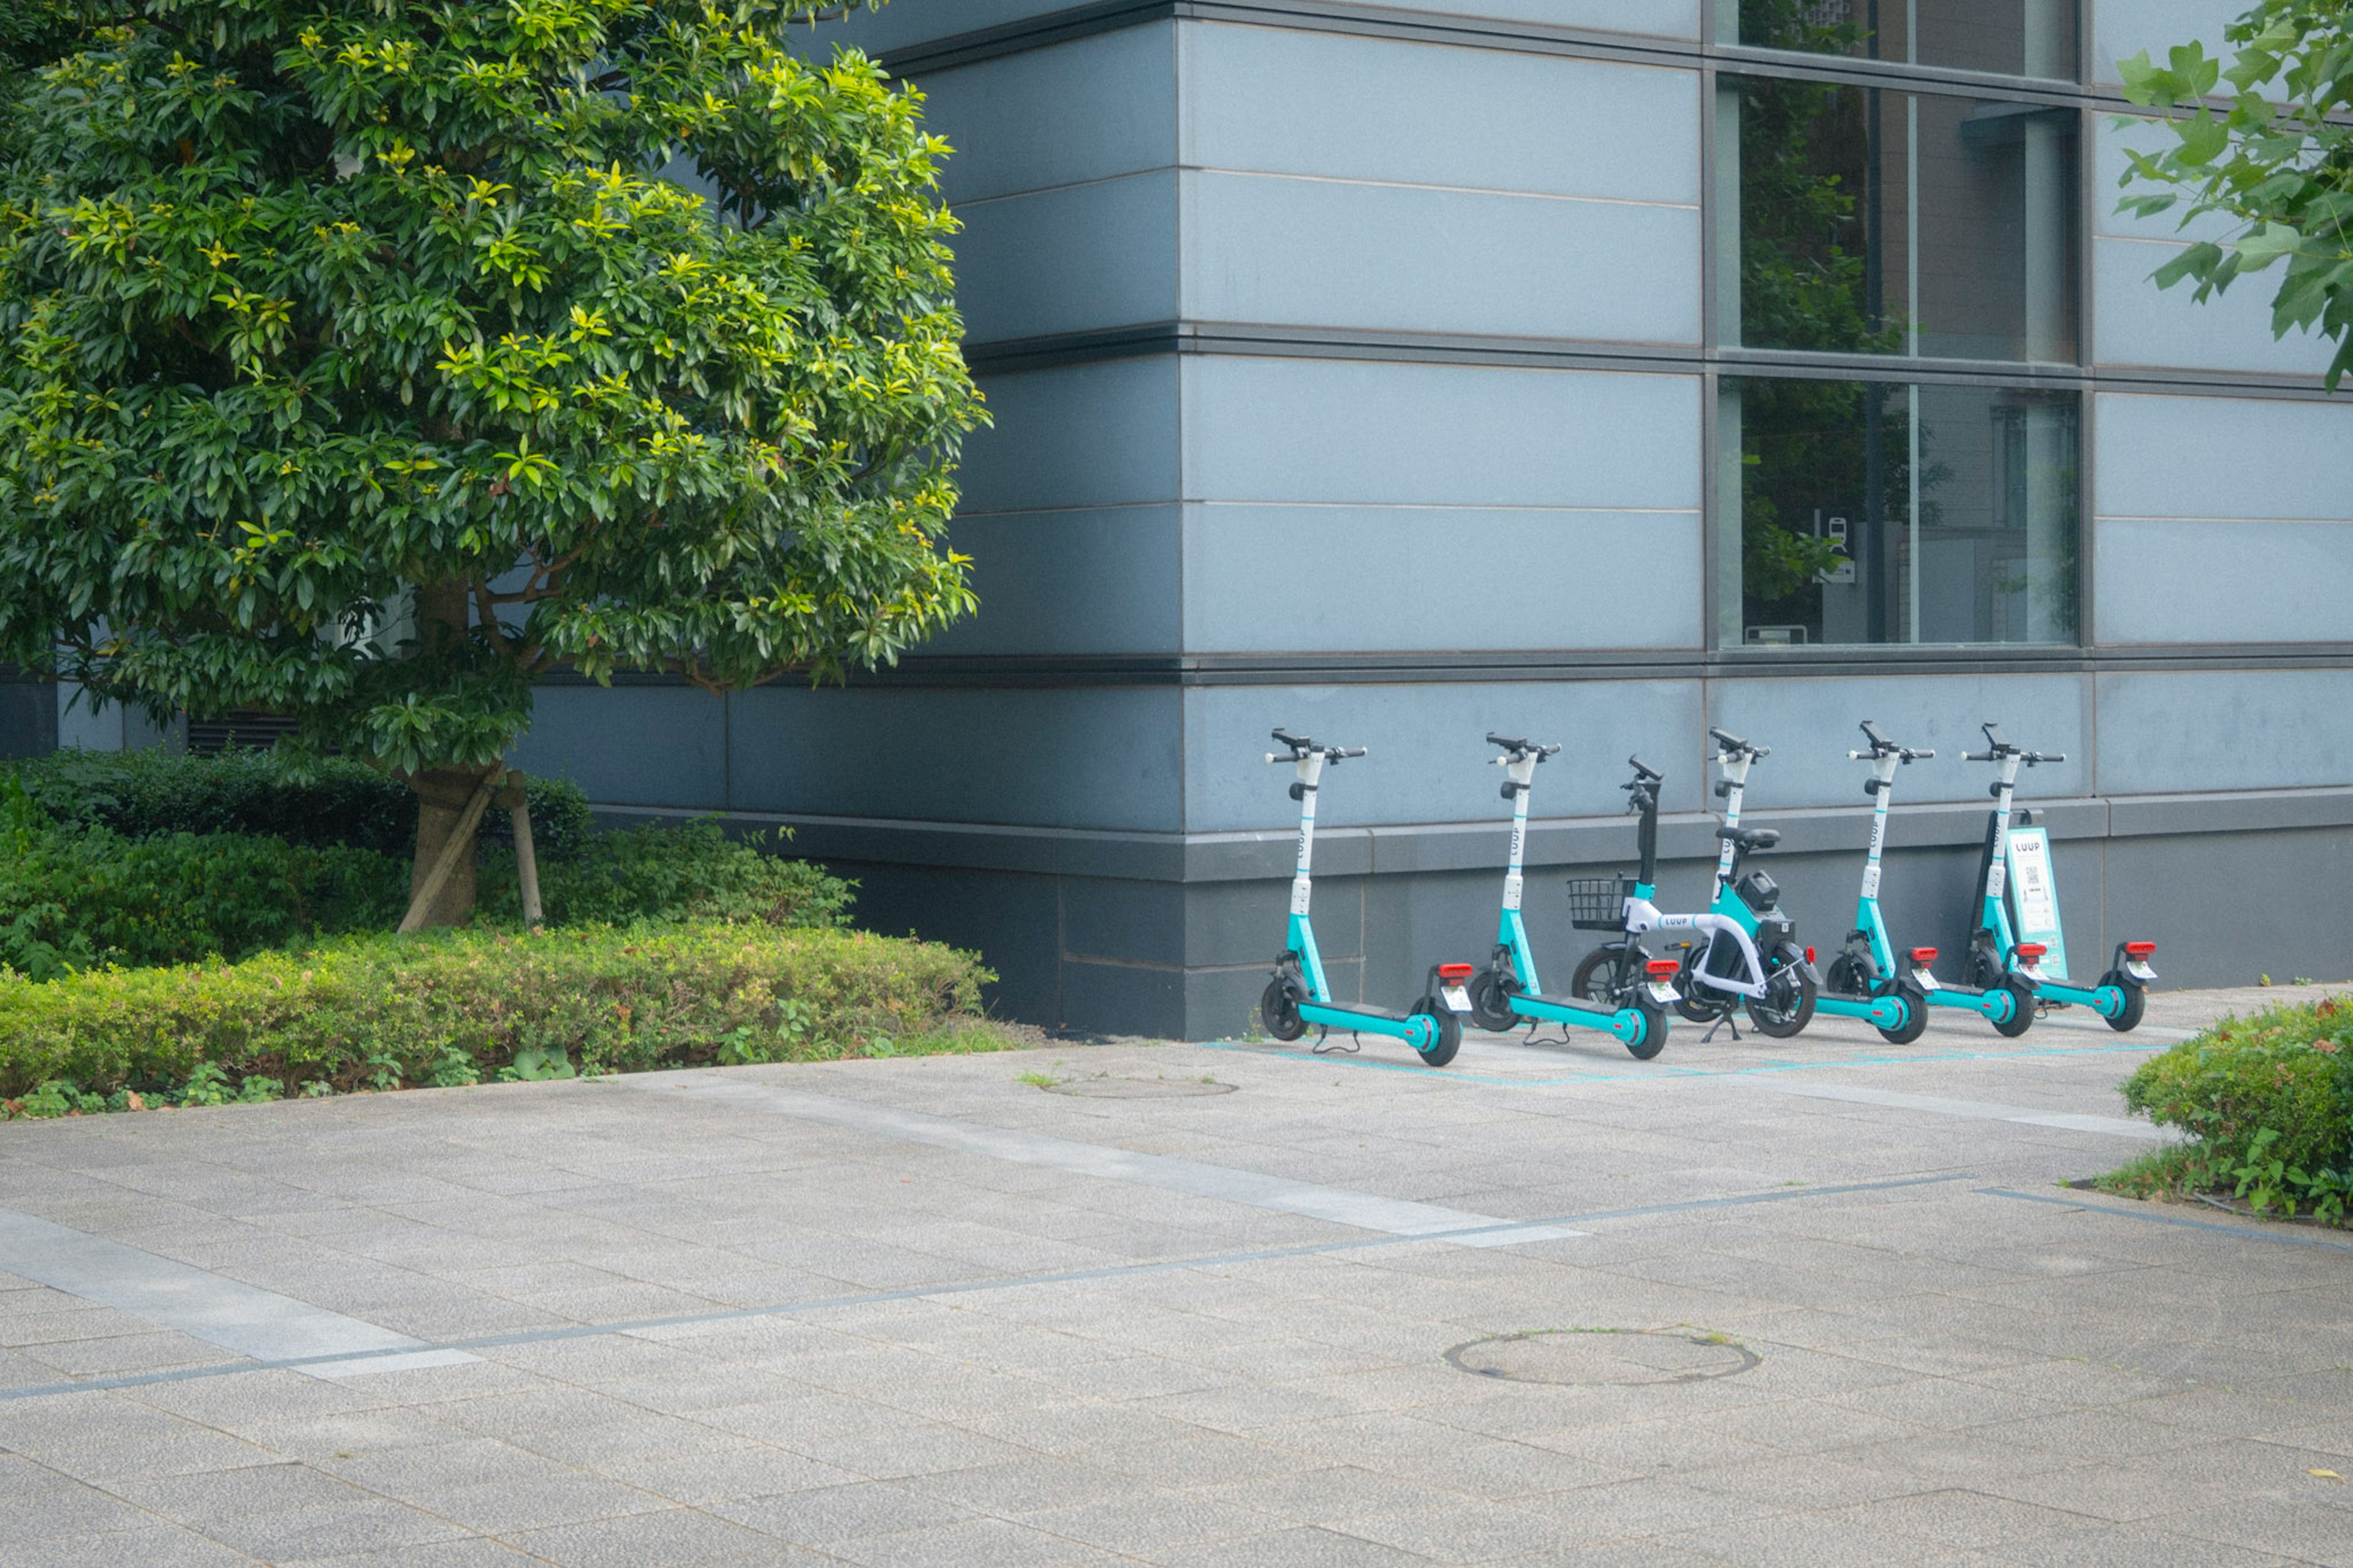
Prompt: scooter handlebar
<box><xmin>1708</xmin><ymin>727</ymin><xmax>1768</xmax><ymax>759</ymax></box>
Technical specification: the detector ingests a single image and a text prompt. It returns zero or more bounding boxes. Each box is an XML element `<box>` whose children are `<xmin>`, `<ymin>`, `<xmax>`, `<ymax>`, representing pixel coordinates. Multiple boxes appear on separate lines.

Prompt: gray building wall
<box><xmin>518</xmin><ymin>0</ymin><xmax>2353</xmax><ymax>1032</ymax></box>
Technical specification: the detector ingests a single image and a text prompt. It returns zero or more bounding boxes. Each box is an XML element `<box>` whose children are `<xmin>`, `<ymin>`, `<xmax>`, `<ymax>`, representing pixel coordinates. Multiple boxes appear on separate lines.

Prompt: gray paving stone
<box><xmin>505</xmin><ymin>1506</ymin><xmax>797</xmax><ymax>1566</ymax></box>
<box><xmin>3</xmin><ymin>985</ymin><xmax>2344</xmax><ymax>1567</ymax></box>
<box><xmin>0</xmin><ymin>1524</ymin><xmax>257</xmax><ymax>1567</ymax></box>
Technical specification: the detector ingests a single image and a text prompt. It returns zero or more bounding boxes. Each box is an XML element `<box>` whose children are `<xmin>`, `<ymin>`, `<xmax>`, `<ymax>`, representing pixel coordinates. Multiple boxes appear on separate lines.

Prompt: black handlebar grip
<box><xmin>1963</xmin><ymin>750</ymin><xmax>1994</xmax><ymax>762</ymax></box>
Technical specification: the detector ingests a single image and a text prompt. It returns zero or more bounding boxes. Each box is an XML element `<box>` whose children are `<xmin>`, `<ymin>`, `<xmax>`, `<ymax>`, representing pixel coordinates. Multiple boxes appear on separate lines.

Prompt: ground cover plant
<box><xmin>2102</xmin><ymin>993</ymin><xmax>2353</xmax><ymax>1221</ymax></box>
<box><xmin>0</xmin><ymin>923</ymin><xmax>1004</xmax><ymax>1118</ymax></box>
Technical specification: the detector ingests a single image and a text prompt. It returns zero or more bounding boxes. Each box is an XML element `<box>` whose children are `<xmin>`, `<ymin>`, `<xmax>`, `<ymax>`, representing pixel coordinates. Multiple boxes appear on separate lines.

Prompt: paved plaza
<box><xmin>3</xmin><ymin>985</ymin><xmax>2351</xmax><ymax>1566</ymax></box>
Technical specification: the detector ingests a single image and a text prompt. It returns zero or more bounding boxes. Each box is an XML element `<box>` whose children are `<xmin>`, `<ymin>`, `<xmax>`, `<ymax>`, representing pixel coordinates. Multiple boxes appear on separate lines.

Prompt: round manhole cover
<box><xmin>1045</xmin><ymin>1077</ymin><xmax>1236</xmax><ymax>1099</ymax></box>
<box><xmin>1446</xmin><ymin>1329</ymin><xmax>1758</xmax><ymax>1386</ymax></box>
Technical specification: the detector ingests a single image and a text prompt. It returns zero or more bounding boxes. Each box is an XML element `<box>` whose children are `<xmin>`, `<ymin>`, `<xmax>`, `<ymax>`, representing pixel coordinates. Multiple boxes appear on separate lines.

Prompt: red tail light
<box><xmin>1645</xmin><ymin>960</ymin><xmax>1681</xmax><ymax>978</ymax></box>
<box><xmin>2124</xmin><ymin>942</ymin><xmax>2156</xmax><ymax>958</ymax></box>
<box><xmin>1437</xmin><ymin>963</ymin><xmax>1475</xmax><ymax>982</ymax></box>
<box><xmin>1910</xmin><ymin>947</ymin><xmax>1939</xmax><ymax>964</ymax></box>
<box><xmin>1804</xmin><ymin>947</ymin><xmax>1816</xmax><ymax>965</ymax></box>
<box><xmin>2017</xmin><ymin>944</ymin><xmax>2046</xmax><ymax>961</ymax></box>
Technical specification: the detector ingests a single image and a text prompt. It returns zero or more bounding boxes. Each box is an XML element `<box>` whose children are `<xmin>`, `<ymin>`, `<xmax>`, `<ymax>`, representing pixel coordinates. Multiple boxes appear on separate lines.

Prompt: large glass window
<box><xmin>1725</xmin><ymin>0</ymin><xmax>2078</xmax><ymax>81</ymax></box>
<box><xmin>1718</xmin><ymin>378</ymin><xmax>2078</xmax><ymax>647</ymax></box>
<box><xmin>1720</xmin><ymin>74</ymin><xmax>2077</xmax><ymax>363</ymax></box>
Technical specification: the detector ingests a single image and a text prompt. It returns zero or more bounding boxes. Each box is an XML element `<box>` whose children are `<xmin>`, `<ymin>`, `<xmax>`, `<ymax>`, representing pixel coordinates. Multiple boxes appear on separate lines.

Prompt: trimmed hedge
<box><xmin>479</xmin><ymin>820</ymin><xmax>854</xmax><ymax>931</ymax></box>
<box><xmin>0</xmin><ymin>923</ymin><xmax>998</xmax><ymax>1103</ymax></box>
<box><xmin>5</xmin><ymin>748</ymin><xmax>593</xmax><ymax>861</ymax></box>
<box><xmin>2108</xmin><ymin>993</ymin><xmax>2353</xmax><ymax>1218</ymax></box>
<box><xmin>0</xmin><ymin>822</ymin><xmax>407</xmax><ymax>980</ymax></box>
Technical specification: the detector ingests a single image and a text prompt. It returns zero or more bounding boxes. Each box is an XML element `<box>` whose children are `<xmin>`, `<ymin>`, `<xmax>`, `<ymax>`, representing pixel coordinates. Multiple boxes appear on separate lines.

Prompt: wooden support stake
<box><xmin>398</xmin><ymin>766</ymin><xmax>502</xmax><ymax>934</ymax></box>
<box><xmin>506</xmin><ymin>770</ymin><xmax>544</xmax><ymax>926</ymax></box>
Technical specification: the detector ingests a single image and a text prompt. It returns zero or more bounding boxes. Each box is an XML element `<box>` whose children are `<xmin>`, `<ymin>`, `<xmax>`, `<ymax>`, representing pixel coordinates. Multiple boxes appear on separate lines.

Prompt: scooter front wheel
<box><xmin>2098</xmin><ymin>971</ymin><xmax>2147</xmax><ymax>1032</ymax></box>
<box><xmin>1990</xmin><ymin>974</ymin><xmax>2039</xmax><ymax>1038</ymax></box>
<box><xmin>1260</xmin><ymin>976</ymin><xmax>1308</xmax><ymax>1042</ymax></box>
<box><xmin>1873</xmin><ymin>979</ymin><xmax>1930</xmax><ymax>1045</ymax></box>
<box><xmin>1466</xmin><ymin>968</ymin><xmax>1520</xmax><ymax>1032</ymax></box>
<box><xmin>1410</xmin><ymin>998</ymin><xmax>1462</xmax><ymax>1067</ymax></box>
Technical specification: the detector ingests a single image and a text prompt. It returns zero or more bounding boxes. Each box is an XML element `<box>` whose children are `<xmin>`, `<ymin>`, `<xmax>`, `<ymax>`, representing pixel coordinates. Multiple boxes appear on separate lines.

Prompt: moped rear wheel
<box><xmin>1259</xmin><ymin>976</ymin><xmax>1307</xmax><ymax>1042</ymax></box>
<box><xmin>1410</xmin><ymin>998</ymin><xmax>1462</xmax><ymax>1067</ymax></box>
<box><xmin>2098</xmin><ymin>971</ymin><xmax>2146</xmax><ymax>1032</ymax></box>
<box><xmin>1745</xmin><ymin>944</ymin><xmax>1816</xmax><ymax>1039</ymax></box>
<box><xmin>1675</xmin><ymin>945</ymin><xmax>1735</xmax><ymax>1024</ymax></box>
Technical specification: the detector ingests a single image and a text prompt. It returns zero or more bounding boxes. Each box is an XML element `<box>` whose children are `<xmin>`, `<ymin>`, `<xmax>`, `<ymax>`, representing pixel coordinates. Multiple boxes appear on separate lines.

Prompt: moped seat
<box><xmin>1716</xmin><ymin>825</ymin><xmax>1781</xmax><ymax>851</ymax></box>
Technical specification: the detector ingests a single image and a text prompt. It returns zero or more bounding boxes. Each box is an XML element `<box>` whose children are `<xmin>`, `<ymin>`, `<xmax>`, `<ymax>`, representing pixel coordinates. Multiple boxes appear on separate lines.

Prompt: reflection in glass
<box><xmin>1719</xmin><ymin>379</ymin><xmax>2078</xmax><ymax>647</ymax></box>
<box><xmin>1721</xmin><ymin>74</ymin><xmax>2077</xmax><ymax>363</ymax></box>
<box><xmin>1730</xmin><ymin>0</ymin><xmax>2077</xmax><ymax>80</ymax></box>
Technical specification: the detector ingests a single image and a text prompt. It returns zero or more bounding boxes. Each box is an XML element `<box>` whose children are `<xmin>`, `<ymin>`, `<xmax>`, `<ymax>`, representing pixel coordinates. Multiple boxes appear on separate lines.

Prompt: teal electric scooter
<box><xmin>1889</xmin><ymin>722</ymin><xmax>2040</xmax><ymax>1037</ymax></box>
<box><xmin>1462</xmin><ymin>734</ymin><xmax>1675</xmax><ymax>1060</ymax></box>
<box><xmin>1960</xmin><ymin>729</ymin><xmax>2158</xmax><ymax>1032</ymax></box>
<box><xmin>1817</xmin><ymin>721</ymin><xmax>1933</xmax><ymax>1043</ymax></box>
<box><xmin>1257</xmin><ymin>730</ymin><xmax>1471</xmax><ymax>1066</ymax></box>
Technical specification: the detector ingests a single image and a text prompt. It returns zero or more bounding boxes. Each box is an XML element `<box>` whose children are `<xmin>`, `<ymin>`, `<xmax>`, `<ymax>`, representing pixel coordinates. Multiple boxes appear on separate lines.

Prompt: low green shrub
<box><xmin>0</xmin><ymin>822</ymin><xmax>406</xmax><ymax>979</ymax></box>
<box><xmin>0</xmin><ymin>922</ymin><xmax>999</xmax><ymax>1108</ymax></box>
<box><xmin>2107</xmin><ymin>994</ymin><xmax>2353</xmax><ymax>1219</ymax></box>
<box><xmin>479</xmin><ymin>819</ymin><xmax>854</xmax><ymax>931</ymax></box>
<box><xmin>4</xmin><ymin>748</ymin><xmax>593</xmax><ymax>861</ymax></box>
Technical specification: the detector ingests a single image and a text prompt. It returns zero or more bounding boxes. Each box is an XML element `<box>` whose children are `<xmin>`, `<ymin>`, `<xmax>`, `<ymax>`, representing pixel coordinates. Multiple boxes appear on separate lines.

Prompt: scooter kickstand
<box><xmin>1698</xmin><ymin>1010</ymin><xmax>1742</xmax><ymax>1045</ymax></box>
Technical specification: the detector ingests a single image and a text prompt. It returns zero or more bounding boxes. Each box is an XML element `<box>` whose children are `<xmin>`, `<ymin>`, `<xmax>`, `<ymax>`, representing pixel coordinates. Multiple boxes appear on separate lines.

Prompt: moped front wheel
<box><xmin>1570</xmin><ymin>944</ymin><xmax>1633</xmax><ymax>1007</ymax></box>
<box><xmin>1409</xmin><ymin>998</ymin><xmax>1462</xmax><ymax>1067</ymax></box>
<box><xmin>1259</xmin><ymin>976</ymin><xmax>1307</xmax><ymax>1042</ymax></box>
<box><xmin>1745</xmin><ymin>944</ymin><xmax>1816</xmax><ymax>1039</ymax></box>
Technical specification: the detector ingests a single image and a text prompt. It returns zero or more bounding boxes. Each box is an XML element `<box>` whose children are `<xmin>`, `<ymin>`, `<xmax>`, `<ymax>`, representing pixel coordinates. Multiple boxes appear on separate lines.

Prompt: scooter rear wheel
<box><xmin>1873</xmin><ymin>979</ymin><xmax>1930</xmax><ymax>1045</ymax></box>
<box><xmin>1623</xmin><ymin>995</ymin><xmax>1667</xmax><ymax>1061</ymax></box>
<box><xmin>1410</xmin><ymin>998</ymin><xmax>1462</xmax><ymax>1067</ymax></box>
<box><xmin>2099</xmin><ymin>971</ymin><xmax>2147</xmax><ymax>1032</ymax></box>
<box><xmin>1990</xmin><ymin>974</ymin><xmax>2039</xmax><ymax>1038</ymax></box>
<box><xmin>1260</xmin><ymin>976</ymin><xmax>1308</xmax><ymax>1042</ymax></box>
<box><xmin>1466</xmin><ymin>968</ymin><xmax>1520</xmax><ymax>1032</ymax></box>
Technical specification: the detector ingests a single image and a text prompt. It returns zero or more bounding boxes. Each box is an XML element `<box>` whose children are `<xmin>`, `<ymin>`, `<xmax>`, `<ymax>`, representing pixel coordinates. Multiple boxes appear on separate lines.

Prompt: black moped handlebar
<box><xmin>1487</xmin><ymin>732</ymin><xmax>1561</xmax><ymax>760</ymax></box>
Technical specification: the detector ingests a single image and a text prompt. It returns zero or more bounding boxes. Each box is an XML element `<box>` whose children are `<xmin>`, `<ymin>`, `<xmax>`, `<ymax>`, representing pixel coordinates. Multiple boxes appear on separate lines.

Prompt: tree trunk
<box><xmin>407</xmin><ymin>767</ymin><xmax>493</xmax><ymax>927</ymax></box>
<box><xmin>404</xmin><ymin>580</ymin><xmax>483</xmax><ymax>927</ymax></box>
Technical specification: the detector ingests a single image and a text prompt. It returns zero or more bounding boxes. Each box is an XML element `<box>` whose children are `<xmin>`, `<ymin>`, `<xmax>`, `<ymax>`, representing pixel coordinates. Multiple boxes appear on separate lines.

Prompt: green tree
<box><xmin>0</xmin><ymin>0</ymin><xmax>983</xmax><ymax>923</ymax></box>
<box><xmin>2116</xmin><ymin>0</ymin><xmax>2353</xmax><ymax>388</ymax></box>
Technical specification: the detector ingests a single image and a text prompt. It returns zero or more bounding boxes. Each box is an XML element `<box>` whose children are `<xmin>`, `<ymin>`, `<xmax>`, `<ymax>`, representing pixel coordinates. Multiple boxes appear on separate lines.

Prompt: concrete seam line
<box><xmin>1977</xmin><ymin>1187</ymin><xmax>2353</xmax><ymax>1252</ymax></box>
<box><xmin>0</xmin><ymin>1173</ymin><xmax>1965</xmax><ymax>1405</ymax></box>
